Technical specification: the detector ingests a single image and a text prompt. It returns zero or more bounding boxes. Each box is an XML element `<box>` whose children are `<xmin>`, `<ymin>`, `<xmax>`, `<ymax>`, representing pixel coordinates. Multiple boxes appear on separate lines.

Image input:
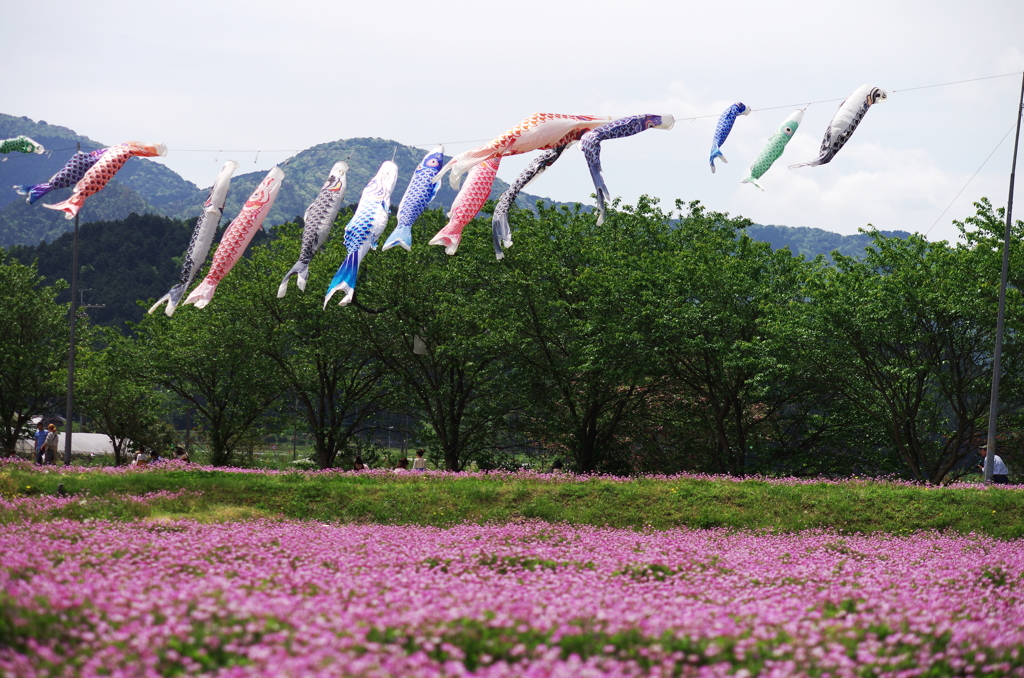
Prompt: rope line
<box><xmin>4</xmin><ymin>71</ymin><xmax>1022</xmax><ymax>238</ymax></box>
<box><xmin>3</xmin><ymin>72</ymin><xmax>1020</xmax><ymax>161</ymax></box>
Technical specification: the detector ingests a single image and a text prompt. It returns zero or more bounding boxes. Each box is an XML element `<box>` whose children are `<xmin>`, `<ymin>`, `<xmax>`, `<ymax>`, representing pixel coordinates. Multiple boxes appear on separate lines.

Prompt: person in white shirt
<box><xmin>979</xmin><ymin>445</ymin><xmax>1009</xmax><ymax>485</ymax></box>
<box><xmin>412</xmin><ymin>450</ymin><xmax>427</xmax><ymax>472</ymax></box>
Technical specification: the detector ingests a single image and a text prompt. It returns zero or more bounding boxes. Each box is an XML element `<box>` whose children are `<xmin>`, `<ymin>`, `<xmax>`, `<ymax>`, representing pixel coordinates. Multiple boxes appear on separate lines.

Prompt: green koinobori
<box><xmin>0</xmin><ymin>135</ymin><xmax>44</xmax><ymax>155</ymax></box>
<box><xmin>741</xmin><ymin>109</ymin><xmax>803</xmax><ymax>191</ymax></box>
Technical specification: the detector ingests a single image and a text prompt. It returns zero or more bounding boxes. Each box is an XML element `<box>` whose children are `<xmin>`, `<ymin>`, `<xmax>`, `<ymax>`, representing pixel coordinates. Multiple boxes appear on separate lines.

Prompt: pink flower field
<box><xmin>2</xmin><ymin>519</ymin><xmax>1023</xmax><ymax>677</ymax></box>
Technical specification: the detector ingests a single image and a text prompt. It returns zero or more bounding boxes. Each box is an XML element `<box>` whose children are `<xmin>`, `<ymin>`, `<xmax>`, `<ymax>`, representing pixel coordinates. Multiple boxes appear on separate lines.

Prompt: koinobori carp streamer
<box><xmin>183</xmin><ymin>167</ymin><xmax>284</xmax><ymax>309</ymax></box>
<box><xmin>278</xmin><ymin>161</ymin><xmax>349</xmax><ymax>298</ymax></box>
<box><xmin>324</xmin><ymin>161</ymin><xmax>398</xmax><ymax>307</ymax></box>
<box><xmin>150</xmin><ymin>160</ymin><xmax>239</xmax><ymax>316</ymax></box>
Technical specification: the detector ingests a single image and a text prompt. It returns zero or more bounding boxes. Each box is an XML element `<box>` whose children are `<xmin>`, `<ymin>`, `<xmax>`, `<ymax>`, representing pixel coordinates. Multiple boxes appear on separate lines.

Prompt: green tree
<box><xmin>0</xmin><ymin>256</ymin><xmax>67</xmax><ymax>456</ymax></box>
<box><xmin>810</xmin><ymin>205</ymin><xmax>1024</xmax><ymax>484</ymax></box>
<box><xmin>75</xmin><ymin>327</ymin><xmax>167</xmax><ymax>466</ymax></box>
<box><xmin>227</xmin><ymin>222</ymin><xmax>388</xmax><ymax>470</ymax></box>
<box><xmin>637</xmin><ymin>201</ymin><xmax>823</xmax><ymax>476</ymax></box>
<box><xmin>132</xmin><ymin>265</ymin><xmax>284</xmax><ymax>466</ymax></box>
<box><xmin>487</xmin><ymin>199</ymin><xmax>663</xmax><ymax>473</ymax></box>
<box><xmin>352</xmin><ymin>209</ymin><xmax>517</xmax><ymax>471</ymax></box>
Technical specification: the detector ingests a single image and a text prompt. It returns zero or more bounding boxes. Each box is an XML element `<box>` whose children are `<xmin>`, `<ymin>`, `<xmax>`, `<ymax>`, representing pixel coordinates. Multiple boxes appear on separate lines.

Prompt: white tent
<box><xmin>16</xmin><ymin>432</ymin><xmax>122</xmax><ymax>455</ymax></box>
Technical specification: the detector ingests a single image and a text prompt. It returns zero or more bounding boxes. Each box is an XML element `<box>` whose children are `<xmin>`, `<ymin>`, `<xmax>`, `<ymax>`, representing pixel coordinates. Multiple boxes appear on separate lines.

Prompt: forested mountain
<box><xmin>0</xmin><ymin>114</ymin><xmax>562</xmax><ymax>248</ymax></box>
<box><xmin>747</xmin><ymin>223</ymin><xmax>912</xmax><ymax>259</ymax></box>
<box><xmin>4</xmin><ymin>213</ymin><xmax>269</xmax><ymax>329</ymax></box>
<box><xmin>0</xmin><ymin>113</ymin><xmax>200</xmax><ymax>247</ymax></box>
<box><xmin>0</xmin><ymin>182</ymin><xmax>149</xmax><ymax>248</ymax></box>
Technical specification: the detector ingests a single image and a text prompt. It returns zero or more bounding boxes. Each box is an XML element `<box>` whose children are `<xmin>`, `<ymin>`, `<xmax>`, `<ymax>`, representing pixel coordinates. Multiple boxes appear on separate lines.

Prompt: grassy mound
<box><xmin>3</xmin><ymin>461</ymin><xmax>1022</xmax><ymax>537</ymax></box>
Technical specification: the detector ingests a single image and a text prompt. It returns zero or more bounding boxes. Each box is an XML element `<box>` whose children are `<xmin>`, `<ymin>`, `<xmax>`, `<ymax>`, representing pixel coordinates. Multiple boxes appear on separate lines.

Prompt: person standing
<box><xmin>43</xmin><ymin>424</ymin><xmax>59</xmax><ymax>465</ymax></box>
<box><xmin>979</xmin><ymin>445</ymin><xmax>1010</xmax><ymax>485</ymax></box>
<box><xmin>34</xmin><ymin>422</ymin><xmax>48</xmax><ymax>465</ymax></box>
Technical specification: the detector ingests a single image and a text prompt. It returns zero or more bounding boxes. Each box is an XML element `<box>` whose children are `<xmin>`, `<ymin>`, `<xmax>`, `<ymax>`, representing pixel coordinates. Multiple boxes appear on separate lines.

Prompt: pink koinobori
<box><xmin>184</xmin><ymin>167</ymin><xmax>284</xmax><ymax>308</ymax></box>
<box><xmin>3</xmin><ymin>519</ymin><xmax>1024</xmax><ymax>677</ymax></box>
<box><xmin>429</xmin><ymin>157</ymin><xmax>502</xmax><ymax>255</ymax></box>
<box><xmin>435</xmin><ymin>113</ymin><xmax>612</xmax><ymax>190</ymax></box>
<box><xmin>44</xmin><ymin>141</ymin><xmax>167</xmax><ymax>219</ymax></box>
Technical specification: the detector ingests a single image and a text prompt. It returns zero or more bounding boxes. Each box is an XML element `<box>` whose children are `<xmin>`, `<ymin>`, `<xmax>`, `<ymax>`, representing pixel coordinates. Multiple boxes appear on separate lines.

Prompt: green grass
<box><xmin>3</xmin><ymin>465</ymin><xmax>1023</xmax><ymax>537</ymax></box>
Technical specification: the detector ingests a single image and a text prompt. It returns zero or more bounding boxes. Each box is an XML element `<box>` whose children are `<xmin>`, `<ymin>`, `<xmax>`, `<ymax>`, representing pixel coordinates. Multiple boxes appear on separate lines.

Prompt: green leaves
<box><xmin>0</xmin><ymin>256</ymin><xmax>68</xmax><ymax>455</ymax></box>
<box><xmin>809</xmin><ymin>212</ymin><xmax>1024</xmax><ymax>484</ymax></box>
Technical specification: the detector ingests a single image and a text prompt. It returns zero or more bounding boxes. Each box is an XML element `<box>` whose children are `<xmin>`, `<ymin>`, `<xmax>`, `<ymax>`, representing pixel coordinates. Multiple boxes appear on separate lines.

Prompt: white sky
<box><xmin>4</xmin><ymin>0</ymin><xmax>1023</xmax><ymax>243</ymax></box>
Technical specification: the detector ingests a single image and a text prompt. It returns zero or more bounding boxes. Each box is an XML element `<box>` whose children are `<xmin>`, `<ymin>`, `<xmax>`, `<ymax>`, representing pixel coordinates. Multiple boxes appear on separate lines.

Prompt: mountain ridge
<box><xmin>0</xmin><ymin>114</ymin><xmax>570</xmax><ymax>248</ymax></box>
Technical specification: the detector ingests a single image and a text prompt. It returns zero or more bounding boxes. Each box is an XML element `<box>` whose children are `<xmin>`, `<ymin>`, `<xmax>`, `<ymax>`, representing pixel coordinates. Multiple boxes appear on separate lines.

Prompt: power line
<box><xmin>924</xmin><ymin>120</ymin><xmax>1017</xmax><ymax>237</ymax></box>
<box><xmin>894</xmin><ymin>72</ymin><xmax>1023</xmax><ymax>94</ymax></box>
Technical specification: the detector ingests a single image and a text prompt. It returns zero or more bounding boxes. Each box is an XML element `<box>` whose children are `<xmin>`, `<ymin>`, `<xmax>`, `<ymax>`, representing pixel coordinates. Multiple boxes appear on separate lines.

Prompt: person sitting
<box><xmin>393</xmin><ymin>458</ymin><xmax>409</xmax><ymax>473</ymax></box>
<box><xmin>413</xmin><ymin>450</ymin><xmax>427</xmax><ymax>472</ymax></box>
<box><xmin>173</xmin><ymin>446</ymin><xmax>190</xmax><ymax>463</ymax></box>
<box><xmin>353</xmin><ymin>455</ymin><xmax>366</xmax><ymax>471</ymax></box>
<box><xmin>131</xmin><ymin>450</ymin><xmax>148</xmax><ymax>467</ymax></box>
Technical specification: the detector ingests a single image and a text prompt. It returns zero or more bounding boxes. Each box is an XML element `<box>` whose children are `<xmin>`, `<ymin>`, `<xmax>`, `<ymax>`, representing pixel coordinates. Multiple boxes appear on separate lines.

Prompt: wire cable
<box><xmin>924</xmin><ymin>120</ymin><xmax>1017</xmax><ymax>236</ymax></box>
<box><xmin>4</xmin><ymin>71</ymin><xmax>1020</xmax><ymax>160</ymax></box>
<box><xmin>671</xmin><ymin>72</ymin><xmax>1024</xmax><ymax>123</ymax></box>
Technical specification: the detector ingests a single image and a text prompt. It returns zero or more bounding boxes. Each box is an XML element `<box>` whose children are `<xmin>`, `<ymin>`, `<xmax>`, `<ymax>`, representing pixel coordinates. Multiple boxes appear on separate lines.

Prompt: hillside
<box><xmin>0</xmin><ymin>114</ymin><xmax>565</xmax><ymax>248</ymax></box>
<box><xmin>747</xmin><ymin>223</ymin><xmax>913</xmax><ymax>260</ymax></box>
<box><xmin>4</xmin><ymin>212</ymin><xmax>276</xmax><ymax>330</ymax></box>
<box><xmin>153</xmin><ymin>137</ymin><xmax>558</xmax><ymax>226</ymax></box>
<box><xmin>0</xmin><ymin>182</ymin><xmax>149</xmax><ymax>248</ymax></box>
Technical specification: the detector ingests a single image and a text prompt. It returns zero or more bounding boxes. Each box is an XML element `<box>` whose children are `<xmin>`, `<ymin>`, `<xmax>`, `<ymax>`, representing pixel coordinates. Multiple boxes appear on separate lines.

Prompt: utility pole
<box><xmin>984</xmin><ymin>72</ymin><xmax>1024</xmax><ymax>482</ymax></box>
<box><xmin>63</xmin><ymin>144</ymin><xmax>81</xmax><ymax>466</ymax></box>
<box><xmin>78</xmin><ymin>289</ymin><xmax>106</xmax><ymax>315</ymax></box>
<box><xmin>184</xmin><ymin>407</ymin><xmax>191</xmax><ymax>454</ymax></box>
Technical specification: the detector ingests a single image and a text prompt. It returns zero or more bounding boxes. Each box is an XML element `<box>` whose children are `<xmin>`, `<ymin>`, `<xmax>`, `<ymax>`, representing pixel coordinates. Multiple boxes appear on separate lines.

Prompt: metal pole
<box><xmin>63</xmin><ymin>217</ymin><xmax>79</xmax><ymax>465</ymax></box>
<box><xmin>984</xmin><ymin>72</ymin><xmax>1024</xmax><ymax>482</ymax></box>
<box><xmin>63</xmin><ymin>143</ymin><xmax>81</xmax><ymax>466</ymax></box>
<box><xmin>184</xmin><ymin>407</ymin><xmax>191</xmax><ymax>454</ymax></box>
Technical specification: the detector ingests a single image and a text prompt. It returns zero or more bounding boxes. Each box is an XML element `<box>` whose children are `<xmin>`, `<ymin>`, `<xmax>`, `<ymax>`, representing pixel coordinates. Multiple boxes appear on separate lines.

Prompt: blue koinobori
<box><xmin>324</xmin><ymin>161</ymin><xmax>398</xmax><ymax>308</ymax></box>
<box><xmin>709</xmin><ymin>102</ymin><xmax>751</xmax><ymax>173</ymax></box>
<box><xmin>581</xmin><ymin>114</ymin><xmax>675</xmax><ymax>225</ymax></box>
<box><xmin>382</xmin><ymin>145</ymin><xmax>444</xmax><ymax>252</ymax></box>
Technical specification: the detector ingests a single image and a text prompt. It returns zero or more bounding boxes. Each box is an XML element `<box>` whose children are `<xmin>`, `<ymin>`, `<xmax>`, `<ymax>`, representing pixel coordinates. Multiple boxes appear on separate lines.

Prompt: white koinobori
<box><xmin>149</xmin><ymin>160</ymin><xmax>239</xmax><ymax>316</ymax></box>
<box><xmin>790</xmin><ymin>84</ymin><xmax>888</xmax><ymax>168</ymax></box>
